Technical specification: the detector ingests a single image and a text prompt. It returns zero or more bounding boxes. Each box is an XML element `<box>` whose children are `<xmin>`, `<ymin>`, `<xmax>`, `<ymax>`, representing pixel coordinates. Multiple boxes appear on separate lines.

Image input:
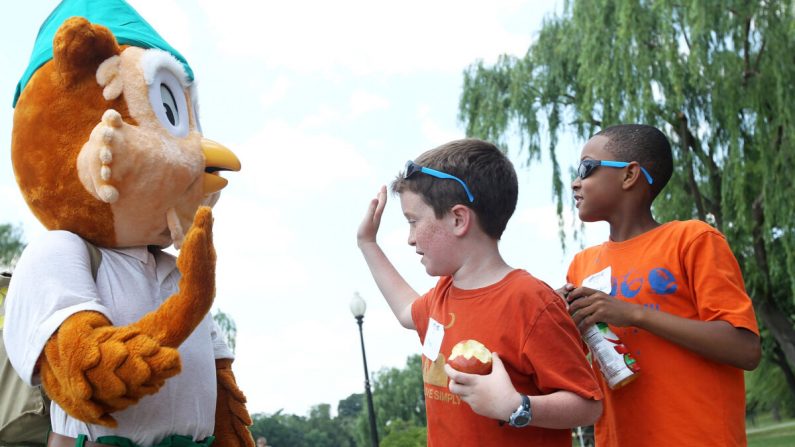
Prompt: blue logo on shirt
<box><xmin>607</xmin><ymin>267</ymin><xmax>678</xmax><ymax>299</ymax></box>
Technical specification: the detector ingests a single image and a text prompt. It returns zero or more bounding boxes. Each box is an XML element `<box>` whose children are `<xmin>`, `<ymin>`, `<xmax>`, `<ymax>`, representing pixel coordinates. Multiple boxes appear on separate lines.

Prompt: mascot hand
<box><xmin>40</xmin><ymin>311</ymin><xmax>182</xmax><ymax>427</ymax></box>
<box><xmin>39</xmin><ymin>207</ymin><xmax>217</xmax><ymax>426</ymax></box>
<box><xmin>213</xmin><ymin>359</ymin><xmax>254</xmax><ymax>447</ymax></box>
<box><xmin>134</xmin><ymin>206</ymin><xmax>216</xmax><ymax>347</ymax></box>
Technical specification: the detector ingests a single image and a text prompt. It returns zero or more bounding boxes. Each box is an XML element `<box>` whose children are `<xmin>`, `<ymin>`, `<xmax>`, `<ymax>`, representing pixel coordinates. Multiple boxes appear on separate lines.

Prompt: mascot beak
<box><xmin>202</xmin><ymin>139</ymin><xmax>241</xmax><ymax>194</ymax></box>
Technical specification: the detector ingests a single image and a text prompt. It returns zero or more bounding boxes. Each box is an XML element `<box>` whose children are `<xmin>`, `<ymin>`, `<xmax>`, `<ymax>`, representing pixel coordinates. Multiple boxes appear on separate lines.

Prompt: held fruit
<box><xmin>447</xmin><ymin>339</ymin><xmax>493</xmax><ymax>375</ymax></box>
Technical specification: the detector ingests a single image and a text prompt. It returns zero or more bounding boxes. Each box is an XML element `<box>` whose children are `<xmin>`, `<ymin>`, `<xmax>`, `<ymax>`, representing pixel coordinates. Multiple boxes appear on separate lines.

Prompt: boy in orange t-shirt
<box><xmin>358</xmin><ymin>139</ymin><xmax>602</xmax><ymax>446</ymax></box>
<box><xmin>563</xmin><ymin>124</ymin><xmax>761</xmax><ymax>446</ymax></box>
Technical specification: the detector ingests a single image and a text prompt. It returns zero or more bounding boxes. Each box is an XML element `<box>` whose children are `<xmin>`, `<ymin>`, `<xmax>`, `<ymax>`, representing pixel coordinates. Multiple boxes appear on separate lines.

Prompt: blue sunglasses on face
<box><xmin>577</xmin><ymin>159</ymin><xmax>654</xmax><ymax>185</ymax></box>
<box><xmin>404</xmin><ymin>160</ymin><xmax>475</xmax><ymax>202</ymax></box>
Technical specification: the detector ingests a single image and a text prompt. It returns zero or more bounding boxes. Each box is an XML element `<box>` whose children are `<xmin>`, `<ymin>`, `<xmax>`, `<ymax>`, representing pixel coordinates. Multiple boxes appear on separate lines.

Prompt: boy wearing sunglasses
<box><xmin>563</xmin><ymin>124</ymin><xmax>760</xmax><ymax>446</ymax></box>
<box><xmin>357</xmin><ymin>138</ymin><xmax>602</xmax><ymax>447</ymax></box>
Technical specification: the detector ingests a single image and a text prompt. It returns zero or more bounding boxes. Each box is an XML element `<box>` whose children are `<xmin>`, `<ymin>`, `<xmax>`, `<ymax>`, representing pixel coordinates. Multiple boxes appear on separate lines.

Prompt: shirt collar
<box><xmin>110</xmin><ymin>246</ymin><xmax>152</xmax><ymax>264</ymax></box>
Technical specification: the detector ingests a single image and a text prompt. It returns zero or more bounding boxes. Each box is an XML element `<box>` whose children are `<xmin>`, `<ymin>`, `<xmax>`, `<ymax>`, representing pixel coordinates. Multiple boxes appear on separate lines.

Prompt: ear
<box><xmin>621</xmin><ymin>162</ymin><xmax>646</xmax><ymax>191</ymax></box>
<box><xmin>53</xmin><ymin>17</ymin><xmax>120</xmax><ymax>88</ymax></box>
<box><xmin>449</xmin><ymin>204</ymin><xmax>473</xmax><ymax>237</ymax></box>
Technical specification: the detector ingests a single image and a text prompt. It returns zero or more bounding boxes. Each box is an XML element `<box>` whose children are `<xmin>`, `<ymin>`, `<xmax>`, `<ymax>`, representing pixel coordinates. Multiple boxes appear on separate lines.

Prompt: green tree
<box><xmin>354</xmin><ymin>354</ymin><xmax>426</xmax><ymax>444</ymax></box>
<box><xmin>337</xmin><ymin>392</ymin><xmax>364</xmax><ymax>419</ymax></box>
<box><xmin>305</xmin><ymin>404</ymin><xmax>356</xmax><ymax>447</ymax></box>
<box><xmin>459</xmin><ymin>0</ymin><xmax>795</xmax><ymax>392</ymax></box>
<box><xmin>250</xmin><ymin>410</ymin><xmax>307</xmax><ymax>447</ymax></box>
<box><xmin>0</xmin><ymin>223</ymin><xmax>25</xmax><ymax>270</ymax></box>
<box><xmin>213</xmin><ymin>308</ymin><xmax>237</xmax><ymax>354</ymax></box>
<box><xmin>249</xmin><ymin>355</ymin><xmax>427</xmax><ymax>446</ymax></box>
<box><xmin>380</xmin><ymin>419</ymin><xmax>427</xmax><ymax>447</ymax></box>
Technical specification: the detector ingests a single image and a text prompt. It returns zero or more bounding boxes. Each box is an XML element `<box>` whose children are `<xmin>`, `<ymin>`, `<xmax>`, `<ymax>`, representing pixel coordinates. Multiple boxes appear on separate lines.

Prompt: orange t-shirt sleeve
<box><xmin>522</xmin><ymin>297</ymin><xmax>603</xmax><ymax>400</ymax></box>
<box><xmin>683</xmin><ymin>230</ymin><xmax>759</xmax><ymax>334</ymax></box>
<box><xmin>412</xmin><ymin>292</ymin><xmax>430</xmax><ymax>342</ymax></box>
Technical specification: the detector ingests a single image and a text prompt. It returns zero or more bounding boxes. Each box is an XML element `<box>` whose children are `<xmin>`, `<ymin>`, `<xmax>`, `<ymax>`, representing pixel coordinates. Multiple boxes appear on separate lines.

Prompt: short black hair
<box><xmin>596</xmin><ymin>124</ymin><xmax>673</xmax><ymax>198</ymax></box>
<box><xmin>391</xmin><ymin>139</ymin><xmax>518</xmax><ymax>239</ymax></box>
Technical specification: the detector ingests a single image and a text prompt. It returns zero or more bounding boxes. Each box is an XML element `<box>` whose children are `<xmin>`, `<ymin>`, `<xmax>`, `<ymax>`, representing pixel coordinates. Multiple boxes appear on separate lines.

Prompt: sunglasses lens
<box><xmin>577</xmin><ymin>162</ymin><xmax>588</xmax><ymax>179</ymax></box>
<box><xmin>405</xmin><ymin>161</ymin><xmax>420</xmax><ymax>178</ymax></box>
<box><xmin>577</xmin><ymin>160</ymin><xmax>596</xmax><ymax>179</ymax></box>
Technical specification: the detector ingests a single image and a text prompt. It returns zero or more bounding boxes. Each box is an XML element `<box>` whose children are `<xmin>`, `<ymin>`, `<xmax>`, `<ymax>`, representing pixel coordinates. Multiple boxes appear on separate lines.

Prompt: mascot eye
<box><xmin>148</xmin><ymin>69</ymin><xmax>189</xmax><ymax>137</ymax></box>
<box><xmin>160</xmin><ymin>84</ymin><xmax>179</xmax><ymax>126</ymax></box>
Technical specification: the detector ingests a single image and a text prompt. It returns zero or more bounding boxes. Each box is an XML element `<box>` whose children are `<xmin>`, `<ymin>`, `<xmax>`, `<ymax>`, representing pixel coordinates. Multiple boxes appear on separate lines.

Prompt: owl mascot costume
<box><xmin>4</xmin><ymin>1</ymin><xmax>254</xmax><ymax>446</ymax></box>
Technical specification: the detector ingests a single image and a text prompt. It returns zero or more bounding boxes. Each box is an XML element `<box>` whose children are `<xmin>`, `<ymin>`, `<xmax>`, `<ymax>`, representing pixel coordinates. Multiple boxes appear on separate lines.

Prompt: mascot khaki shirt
<box><xmin>3</xmin><ymin>231</ymin><xmax>233</xmax><ymax>446</ymax></box>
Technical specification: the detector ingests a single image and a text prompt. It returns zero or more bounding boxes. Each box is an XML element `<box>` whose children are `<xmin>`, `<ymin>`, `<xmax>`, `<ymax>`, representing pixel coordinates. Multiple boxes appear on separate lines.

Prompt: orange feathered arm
<box><xmin>39</xmin><ymin>207</ymin><xmax>216</xmax><ymax>427</ymax></box>
<box><xmin>213</xmin><ymin>359</ymin><xmax>254</xmax><ymax>447</ymax></box>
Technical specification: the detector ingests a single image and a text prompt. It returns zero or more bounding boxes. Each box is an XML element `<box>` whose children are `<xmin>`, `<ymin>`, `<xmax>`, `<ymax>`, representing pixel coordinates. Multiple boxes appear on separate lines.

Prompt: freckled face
<box><xmin>572</xmin><ymin>135</ymin><xmax>623</xmax><ymax>222</ymax></box>
<box><xmin>399</xmin><ymin>191</ymin><xmax>457</xmax><ymax>277</ymax></box>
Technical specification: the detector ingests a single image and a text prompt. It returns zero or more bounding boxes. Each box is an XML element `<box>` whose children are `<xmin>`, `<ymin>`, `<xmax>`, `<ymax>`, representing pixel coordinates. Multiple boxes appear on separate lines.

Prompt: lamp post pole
<box><xmin>350</xmin><ymin>292</ymin><xmax>379</xmax><ymax>447</ymax></box>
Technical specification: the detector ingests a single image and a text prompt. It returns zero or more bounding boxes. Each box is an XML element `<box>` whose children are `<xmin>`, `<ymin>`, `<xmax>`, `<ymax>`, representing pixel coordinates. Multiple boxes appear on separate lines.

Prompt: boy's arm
<box><xmin>444</xmin><ymin>354</ymin><xmax>602</xmax><ymax>428</ymax></box>
<box><xmin>357</xmin><ymin>186</ymin><xmax>418</xmax><ymax>329</ymax></box>
<box><xmin>567</xmin><ymin>288</ymin><xmax>761</xmax><ymax>370</ymax></box>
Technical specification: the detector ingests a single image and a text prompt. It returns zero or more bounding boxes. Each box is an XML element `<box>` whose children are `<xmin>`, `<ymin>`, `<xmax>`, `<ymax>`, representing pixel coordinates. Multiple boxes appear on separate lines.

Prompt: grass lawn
<box><xmin>747</xmin><ymin>421</ymin><xmax>795</xmax><ymax>447</ymax></box>
<box><xmin>567</xmin><ymin>417</ymin><xmax>795</xmax><ymax>446</ymax></box>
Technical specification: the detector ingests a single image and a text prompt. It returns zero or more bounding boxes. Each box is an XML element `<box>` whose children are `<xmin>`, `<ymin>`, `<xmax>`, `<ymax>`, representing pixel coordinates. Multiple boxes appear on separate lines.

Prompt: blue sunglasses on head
<box><xmin>577</xmin><ymin>159</ymin><xmax>654</xmax><ymax>185</ymax></box>
<box><xmin>404</xmin><ymin>160</ymin><xmax>475</xmax><ymax>202</ymax></box>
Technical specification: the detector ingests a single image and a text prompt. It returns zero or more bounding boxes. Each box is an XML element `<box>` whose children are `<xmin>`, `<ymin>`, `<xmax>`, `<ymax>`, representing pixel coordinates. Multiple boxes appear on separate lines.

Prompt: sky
<box><xmin>0</xmin><ymin>0</ymin><xmax>608</xmax><ymax>417</ymax></box>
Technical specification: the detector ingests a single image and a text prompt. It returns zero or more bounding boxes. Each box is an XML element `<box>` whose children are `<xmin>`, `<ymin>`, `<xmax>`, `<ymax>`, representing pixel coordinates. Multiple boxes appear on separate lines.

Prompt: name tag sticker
<box><xmin>583</xmin><ymin>266</ymin><xmax>612</xmax><ymax>294</ymax></box>
<box><xmin>422</xmin><ymin>318</ymin><xmax>445</xmax><ymax>361</ymax></box>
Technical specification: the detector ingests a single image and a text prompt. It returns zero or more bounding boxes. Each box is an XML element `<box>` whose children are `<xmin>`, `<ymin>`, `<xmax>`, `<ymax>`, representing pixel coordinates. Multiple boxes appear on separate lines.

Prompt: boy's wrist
<box><xmin>357</xmin><ymin>239</ymin><xmax>378</xmax><ymax>250</ymax></box>
<box><xmin>502</xmin><ymin>392</ymin><xmax>524</xmax><ymax>422</ymax></box>
<box><xmin>630</xmin><ymin>305</ymin><xmax>647</xmax><ymax>328</ymax></box>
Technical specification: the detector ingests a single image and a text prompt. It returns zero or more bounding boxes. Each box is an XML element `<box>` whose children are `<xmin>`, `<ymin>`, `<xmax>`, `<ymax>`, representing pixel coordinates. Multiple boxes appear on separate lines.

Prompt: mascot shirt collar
<box><xmin>14</xmin><ymin>0</ymin><xmax>194</xmax><ymax>107</ymax></box>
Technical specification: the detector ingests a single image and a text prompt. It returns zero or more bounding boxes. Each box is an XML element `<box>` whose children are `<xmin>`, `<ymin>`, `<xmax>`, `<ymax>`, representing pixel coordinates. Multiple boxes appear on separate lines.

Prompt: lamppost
<box><xmin>350</xmin><ymin>292</ymin><xmax>379</xmax><ymax>447</ymax></box>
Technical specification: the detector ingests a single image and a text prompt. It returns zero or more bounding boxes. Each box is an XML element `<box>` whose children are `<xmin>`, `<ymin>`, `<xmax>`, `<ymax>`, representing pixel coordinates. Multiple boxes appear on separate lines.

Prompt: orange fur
<box><xmin>214</xmin><ymin>359</ymin><xmax>255</xmax><ymax>447</ymax></box>
<box><xmin>40</xmin><ymin>311</ymin><xmax>182</xmax><ymax>427</ymax></box>
<box><xmin>11</xmin><ymin>18</ymin><xmax>134</xmax><ymax>246</ymax></box>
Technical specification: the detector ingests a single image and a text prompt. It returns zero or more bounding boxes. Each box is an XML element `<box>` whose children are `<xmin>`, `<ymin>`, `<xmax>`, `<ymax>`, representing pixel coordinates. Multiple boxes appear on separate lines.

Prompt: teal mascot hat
<box><xmin>14</xmin><ymin>0</ymin><xmax>193</xmax><ymax>106</ymax></box>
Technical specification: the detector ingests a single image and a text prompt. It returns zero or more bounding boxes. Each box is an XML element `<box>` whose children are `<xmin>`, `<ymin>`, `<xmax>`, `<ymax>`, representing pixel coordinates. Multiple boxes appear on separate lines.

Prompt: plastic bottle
<box><xmin>582</xmin><ymin>322</ymin><xmax>639</xmax><ymax>389</ymax></box>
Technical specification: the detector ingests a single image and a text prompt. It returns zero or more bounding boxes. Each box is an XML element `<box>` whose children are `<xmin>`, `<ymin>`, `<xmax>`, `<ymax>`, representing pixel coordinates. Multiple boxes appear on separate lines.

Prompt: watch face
<box><xmin>512</xmin><ymin>411</ymin><xmax>531</xmax><ymax>427</ymax></box>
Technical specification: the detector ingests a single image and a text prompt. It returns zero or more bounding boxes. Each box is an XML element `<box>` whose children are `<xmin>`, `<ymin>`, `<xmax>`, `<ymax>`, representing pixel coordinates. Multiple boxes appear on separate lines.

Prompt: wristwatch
<box><xmin>508</xmin><ymin>394</ymin><xmax>532</xmax><ymax>428</ymax></box>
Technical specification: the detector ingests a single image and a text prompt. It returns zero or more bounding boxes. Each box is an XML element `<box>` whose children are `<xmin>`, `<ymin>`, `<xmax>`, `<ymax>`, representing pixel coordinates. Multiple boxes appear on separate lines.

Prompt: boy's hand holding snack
<box><xmin>445</xmin><ymin>352</ymin><xmax>521</xmax><ymax>421</ymax></box>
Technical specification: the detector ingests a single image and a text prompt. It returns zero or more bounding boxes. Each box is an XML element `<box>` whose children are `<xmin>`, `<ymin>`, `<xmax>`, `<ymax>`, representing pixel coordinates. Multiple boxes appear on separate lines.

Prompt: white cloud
<box><xmin>417</xmin><ymin>104</ymin><xmax>465</xmax><ymax>144</ymax></box>
<box><xmin>349</xmin><ymin>90</ymin><xmax>390</xmax><ymax>119</ymax></box>
<box><xmin>235</xmin><ymin>119</ymin><xmax>373</xmax><ymax>197</ymax></box>
<box><xmin>260</xmin><ymin>75</ymin><xmax>292</xmax><ymax>109</ymax></box>
<box><xmin>131</xmin><ymin>0</ymin><xmax>194</xmax><ymax>58</ymax></box>
<box><xmin>197</xmin><ymin>0</ymin><xmax>534</xmax><ymax>75</ymax></box>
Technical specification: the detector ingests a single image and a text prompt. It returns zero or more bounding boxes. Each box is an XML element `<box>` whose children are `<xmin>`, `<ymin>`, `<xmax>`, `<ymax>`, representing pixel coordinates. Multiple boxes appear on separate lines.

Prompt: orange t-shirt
<box><xmin>412</xmin><ymin>269</ymin><xmax>602</xmax><ymax>447</ymax></box>
<box><xmin>567</xmin><ymin>220</ymin><xmax>759</xmax><ymax>447</ymax></box>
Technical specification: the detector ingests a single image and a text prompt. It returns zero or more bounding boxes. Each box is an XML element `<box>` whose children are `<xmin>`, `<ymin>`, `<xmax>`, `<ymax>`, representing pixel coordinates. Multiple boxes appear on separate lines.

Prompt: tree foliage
<box><xmin>458</xmin><ymin>0</ymin><xmax>795</xmax><ymax>396</ymax></box>
<box><xmin>370</xmin><ymin>354</ymin><xmax>426</xmax><ymax>434</ymax></box>
<box><xmin>213</xmin><ymin>308</ymin><xmax>238</xmax><ymax>354</ymax></box>
<box><xmin>250</xmin><ymin>355</ymin><xmax>426</xmax><ymax>446</ymax></box>
<box><xmin>0</xmin><ymin>223</ymin><xmax>25</xmax><ymax>270</ymax></box>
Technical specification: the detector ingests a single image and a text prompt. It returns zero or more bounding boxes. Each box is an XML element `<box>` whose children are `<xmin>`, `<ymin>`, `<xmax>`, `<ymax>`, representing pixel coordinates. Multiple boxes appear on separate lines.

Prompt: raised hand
<box><xmin>357</xmin><ymin>186</ymin><xmax>387</xmax><ymax>248</ymax></box>
<box><xmin>135</xmin><ymin>206</ymin><xmax>216</xmax><ymax>347</ymax></box>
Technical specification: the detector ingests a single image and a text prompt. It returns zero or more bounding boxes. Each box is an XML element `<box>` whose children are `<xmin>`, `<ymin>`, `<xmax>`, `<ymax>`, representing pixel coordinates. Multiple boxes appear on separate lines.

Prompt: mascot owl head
<box><xmin>12</xmin><ymin>0</ymin><xmax>239</xmax><ymax>249</ymax></box>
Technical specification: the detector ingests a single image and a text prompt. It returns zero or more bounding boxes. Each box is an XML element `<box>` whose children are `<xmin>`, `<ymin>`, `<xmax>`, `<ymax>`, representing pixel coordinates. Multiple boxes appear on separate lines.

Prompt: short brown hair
<box><xmin>391</xmin><ymin>138</ymin><xmax>518</xmax><ymax>239</ymax></box>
